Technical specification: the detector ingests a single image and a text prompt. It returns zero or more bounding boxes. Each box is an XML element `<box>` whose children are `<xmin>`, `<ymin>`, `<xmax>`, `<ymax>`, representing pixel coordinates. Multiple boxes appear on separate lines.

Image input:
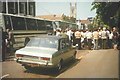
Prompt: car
<box><xmin>15</xmin><ymin>35</ymin><xmax>76</xmax><ymax>71</ymax></box>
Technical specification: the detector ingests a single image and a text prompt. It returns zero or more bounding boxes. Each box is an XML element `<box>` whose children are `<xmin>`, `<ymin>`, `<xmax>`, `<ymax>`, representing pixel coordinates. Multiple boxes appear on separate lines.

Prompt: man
<box><xmin>86</xmin><ymin>30</ymin><xmax>93</xmax><ymax>50</ymax></box>
<box><xmin>74</xmin><ymin>30</ymin><xmax>82</xmax><ymax>50</ymax></box>
<box><xmin>93</xmin><ymin>29</ymin><xmax>99</xmax><ymax>50</ymax></box>
<box><xmin>112</xmin><ymin>27</ymin><xmax>119</xmax><ymax>49</ymax></box>
<box><xmin>1</xmin><ymin>28</ymin><xmax>8</xmax><ymax>61</ymax></box>
<box><xmin>6</xmin><ymin>29</ymin><xmax>15</xmax><ymax>55</ymax></box>
<box><xmin>58</xmin><ymin>30</ymin><xmax>68</xmax><ymax>39</ymax></box>
<box><xmin>98</xmin><ymin>29</ymin><xmax>102</xmax><ymax>49</ymax></box>
<box><xmin>101</xmin><ymin>27</ymin><xmax>107</xmax><ymax>49</ymax></box>
<box><xmin>66</xmin><ymin>29</ymin><xmax>73</xmax><ymax>41</ymax></box>
<box><xmin>117</xmin><ymin>34</ymin><xmax>120</xmax><ymax>50</ymax></box>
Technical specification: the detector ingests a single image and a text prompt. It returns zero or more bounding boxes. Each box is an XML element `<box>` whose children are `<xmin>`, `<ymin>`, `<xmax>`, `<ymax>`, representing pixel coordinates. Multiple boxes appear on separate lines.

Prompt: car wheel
<box><xmin>24</xmin><ymin>65</ymin><xmax>32</xmax><ymax>70</ymax></box>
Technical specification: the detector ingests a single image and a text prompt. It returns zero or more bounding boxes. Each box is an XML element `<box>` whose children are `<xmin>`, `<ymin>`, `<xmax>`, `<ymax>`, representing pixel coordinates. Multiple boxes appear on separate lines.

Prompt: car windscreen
<box><xmin>26</xmin><ymin>38</ymin><xmax>58</xmax><ymax>49</ymax></box>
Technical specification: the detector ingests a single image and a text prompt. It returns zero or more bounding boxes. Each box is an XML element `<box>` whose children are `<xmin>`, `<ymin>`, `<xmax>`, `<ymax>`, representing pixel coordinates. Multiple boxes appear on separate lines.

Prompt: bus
<box><xmin>0</xmin><ymin>13</ymin><xmax>78</xmax><ymax>49</ymax></box>
<box><xmin>0</xmin><ymin>13</ymin><xmax>57</xmax><ymax>48</ymax></box>
<box><xmin>54</xmin><ymin>20</ymin><xmax>78</xmax><ymax>30</ymax></box>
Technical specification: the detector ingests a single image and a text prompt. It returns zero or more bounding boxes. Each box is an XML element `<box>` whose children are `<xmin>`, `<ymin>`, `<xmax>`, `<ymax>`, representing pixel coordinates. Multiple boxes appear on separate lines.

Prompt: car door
<box><xmin>64</xmin><ymin>38</ymin><xmax>75</xmax><ymax>59</ymax></box>
<box><xmin>59</xmin><ymin>38</ymin><xmax>70</xmax><ymax>61</ymax></box>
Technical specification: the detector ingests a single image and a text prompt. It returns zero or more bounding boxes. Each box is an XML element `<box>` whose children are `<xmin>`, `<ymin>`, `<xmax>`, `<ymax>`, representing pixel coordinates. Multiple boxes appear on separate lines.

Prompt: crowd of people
<box><xmin>55</xmin><ymin>27</ymin><xmax>119</xmax><ymax>50</ymax></box>
<box><xmin>1</xmin><ymin>27</ymin><xmax>119</xmax><ymax>61</ymax></box>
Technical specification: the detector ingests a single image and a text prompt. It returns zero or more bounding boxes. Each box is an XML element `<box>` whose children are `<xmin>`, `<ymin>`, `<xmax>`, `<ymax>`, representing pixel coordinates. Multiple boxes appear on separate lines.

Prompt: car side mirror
<box><xmin>24</xmin><ymin>37</ymin><xmax>30</xmax><ymax>46</ymax></box>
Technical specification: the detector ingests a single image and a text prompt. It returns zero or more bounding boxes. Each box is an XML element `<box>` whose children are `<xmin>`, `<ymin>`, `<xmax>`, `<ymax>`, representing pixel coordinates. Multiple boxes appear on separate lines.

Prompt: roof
<box><xmin>36</xmin><ymin>14</ymin><xmax>63</xmax><ymax>20</ymax></box>
<box><xmin>31</xmin><ymin>35</ymin><xmax>68</xmax><ymax>40</ymax></box>
<box><xmin>79</xmin><ymin>20</ymin><xmax>91</xmax><ymax>25</ymax></box>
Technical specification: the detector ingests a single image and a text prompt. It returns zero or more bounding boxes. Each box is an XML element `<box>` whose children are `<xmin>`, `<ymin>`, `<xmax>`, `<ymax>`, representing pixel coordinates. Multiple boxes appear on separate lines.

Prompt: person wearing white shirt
<box><xmin>66</xmin><ymin>29</ymin><xmax>73</xmax><ymax>41</ymax></box>
<box><xmin>98</xmin><ymin>29</ymin><xmax>102</xmax><ymax>49</ymax></box>
<box><xmin>93</xmin><ymin>29</ymin><xmax>99</xmax><ymax>50</ymax></box>
<box><xmin>86</xmin><ymin>30</ymin><xmax>93</xmax><ymax>50</ymax></box>
<box><xmin>108</xmin><ymin>30</ymin><xmax>113</xmax><ymax>48</ymax></box>
<box><xmin>101</xmin><ymin>27</ymin><xmax>107</xmax><ymax>49</ymax></box>
<box><xmin>56</xmin><ymin>29</ymin><xmax>61</xmax><ymax>36</ymax></box>
<box><xmin>74</xmin><ymin>30</ymin><xmax>82</xmax><ymax>50</ymax></box>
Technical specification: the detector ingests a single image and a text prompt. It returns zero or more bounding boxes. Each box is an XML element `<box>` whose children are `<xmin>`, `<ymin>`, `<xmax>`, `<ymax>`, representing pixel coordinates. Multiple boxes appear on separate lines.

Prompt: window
<box><xmin>4</xmin><ymin>15</ymin><xmax>12</xmax><ymax>30</ymax></box>
<box><xmin>11</xmin><ymin>16</ymin><xmax>26</xmax><ymax>30</ymax></box>
<box><xmin>60</xmin><ymin>39</ymin><xmax>70</xmax><ymax>50</ymax></box>
<box><xmin>26</xmin><ymin>18</ymin><xmax>37</xmax><ymax>30</ymax></box>
<box><xmin>45</xmin><ymin>21</ymin><xmax>53</xmax><ymax>30</ymax></box>
<box><xmin>19</xmin><ymin>2</ymin><xmax>26</xmax><ymax>14</ymax></box>
<box><xmin>27</xmin><ymin>38</ymin><xmax>58</xmax><ymax>49</ymax></box>
<box><xmin>37</xmin><ymin>20</ymin><xmax>46</xmax><ymax>30</ymax></box>
<box><xmin>60</xmin><ymin>39</ymin><xmax>66</xmax><ymax>50</ymax></box>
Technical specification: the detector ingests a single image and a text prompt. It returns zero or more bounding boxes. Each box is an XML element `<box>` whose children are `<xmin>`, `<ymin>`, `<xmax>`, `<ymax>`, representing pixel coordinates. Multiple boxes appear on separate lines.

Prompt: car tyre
<box><xmin>24</xmin><ymin>65</ymin><xmax>32</xmax><ymax>71</ymax></box>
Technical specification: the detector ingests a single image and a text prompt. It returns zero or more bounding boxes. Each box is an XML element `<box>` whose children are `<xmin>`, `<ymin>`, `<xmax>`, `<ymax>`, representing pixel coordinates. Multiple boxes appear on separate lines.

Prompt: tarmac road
<box><xmin>56</xmin><ymin>49</ymin><xmax>119</xmax><ymax>78</ymax></box>
<box><xmin>0</xmin><ymin>49</ymin><xmax>119</xmax><ymax>79</ymax></box>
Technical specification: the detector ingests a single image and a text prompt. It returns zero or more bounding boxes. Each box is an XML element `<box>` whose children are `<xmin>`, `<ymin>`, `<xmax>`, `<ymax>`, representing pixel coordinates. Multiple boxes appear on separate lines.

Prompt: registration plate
<box><xmin>27</xmin><ymin>63</ymin><xmax>39</xmax><ymax>67</ymax></box>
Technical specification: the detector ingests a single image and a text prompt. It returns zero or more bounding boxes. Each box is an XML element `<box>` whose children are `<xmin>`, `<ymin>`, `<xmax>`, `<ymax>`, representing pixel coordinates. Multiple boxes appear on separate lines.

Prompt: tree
<box><xmin>91</xmin><ymin>2</ymin><xmax>120</xmax><ymax>29</ymax></box>
<box><xmin>62</xmin><ymin>14</ymin><xmax>76</xmax><ymax>23</ymax></box>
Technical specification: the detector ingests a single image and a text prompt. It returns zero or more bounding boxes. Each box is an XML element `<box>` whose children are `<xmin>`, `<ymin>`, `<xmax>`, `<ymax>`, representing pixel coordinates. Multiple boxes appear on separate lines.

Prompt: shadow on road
<box><xmin>24</xmin><ymin>59</ymin><xmax>81</xmax><ymax>77</ymax></box>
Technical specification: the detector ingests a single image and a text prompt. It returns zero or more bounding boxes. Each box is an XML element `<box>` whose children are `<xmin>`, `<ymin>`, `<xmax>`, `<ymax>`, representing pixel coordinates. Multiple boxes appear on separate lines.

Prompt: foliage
<box><xmin>91</xmin><ymin>2</ymin><xmax>120</xmax><ymax>28</ymax></box>
<box><xmin>87</xmin><ymin>24</ymin><xmax>94</xmax><ymax>30</ymax></box>
<box><xmin>62</xmin><ymin>14</ymin><xmax>76</xmax><ymax>23</ymax></box>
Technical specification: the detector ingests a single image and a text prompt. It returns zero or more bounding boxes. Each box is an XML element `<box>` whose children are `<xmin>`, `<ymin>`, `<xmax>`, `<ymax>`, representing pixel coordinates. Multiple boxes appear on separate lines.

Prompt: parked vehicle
<box><xmin>15</xmin><ymin>35</ymin><xmax>76</xmax><ymax>71</ymax></box>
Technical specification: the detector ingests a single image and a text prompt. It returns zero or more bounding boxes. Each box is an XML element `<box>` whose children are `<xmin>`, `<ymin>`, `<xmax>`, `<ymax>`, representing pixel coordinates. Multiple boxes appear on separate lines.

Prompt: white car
<box><xmin>15</xmin><ymin>35</ymin><xmax>76</xmax><ymax>71</ymax></box>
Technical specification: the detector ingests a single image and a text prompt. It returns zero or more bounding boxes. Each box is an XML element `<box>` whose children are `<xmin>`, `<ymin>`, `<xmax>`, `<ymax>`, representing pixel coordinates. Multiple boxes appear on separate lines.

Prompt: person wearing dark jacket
<box><xmin>2</xmin><ymin>28</ymin><xmax>8</xmax><ymax>61</ymax></box>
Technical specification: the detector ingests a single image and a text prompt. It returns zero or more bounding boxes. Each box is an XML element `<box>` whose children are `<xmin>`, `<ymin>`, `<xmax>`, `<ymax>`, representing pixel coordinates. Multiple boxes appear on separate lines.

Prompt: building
<box><xmin>77</xmin><ymin>19</ymin><xmax>91</xmax><ymax>30</ymax></box>
<box><xmin>36</xmin><ymin>14</ymin><xmax>63</xmax><ymax>21</ymax></box>
<box><xmin>70</xmin><ymin>2</ymin><xmax>77</xmax><ymax>18</ymax></box>
<box><xmin>0</xmin><ymin>0</ymin><xmax>35</xmax><ymax>16</ymax></box>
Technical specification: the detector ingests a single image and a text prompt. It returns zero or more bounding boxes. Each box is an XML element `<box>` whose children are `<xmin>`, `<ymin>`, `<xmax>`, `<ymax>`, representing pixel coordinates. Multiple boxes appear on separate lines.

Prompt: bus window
<box><xmin>26</xmin><ymin>18</ymin><xmax>37</xmax><ymax>30</ymax></box>
<box><xmin>45</xmin><ymin>21</ymin><xmax>53</xmax><ymax>30</ymax></box>
<box><xmin>4</xmin><ymin>15</ymin><xmax>12</xmax><ymax>30</ymax></box>
<box><xmin>37</xmin><ymin>20</ymin><xmax>46</xmax><ymax>30</ymax></box>
<box><xmin>11</xmin><ymin>16</ymin><xmax>26</xmax><ymax>30</ymax></box>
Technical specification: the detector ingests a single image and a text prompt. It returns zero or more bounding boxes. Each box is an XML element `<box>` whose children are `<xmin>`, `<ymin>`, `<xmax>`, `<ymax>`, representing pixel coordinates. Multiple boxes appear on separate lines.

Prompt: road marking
<box><xmin>78</xmin><ymin>56</ymin><xmax>83</xmax><ymax>59</ymax></box>
<box><xmin>78</xmin><ymin>50</ymin><xmax>92</xmax><ymax>60</ymax></box>
<box><xmin>56</xmin><ymin>73</ymin><xmax>63</xmax><ymax>78</ymax></box>
<box><xmin>1</xmin><ymin>74</ymin><xmax>9</xmax><ymax>79</ymax></box>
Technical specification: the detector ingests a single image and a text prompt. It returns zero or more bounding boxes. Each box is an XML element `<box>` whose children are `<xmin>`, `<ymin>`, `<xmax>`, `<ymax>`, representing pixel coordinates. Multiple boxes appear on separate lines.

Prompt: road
<box><xmin>0</xmin><ymin>49</ymin><xmax>119</xmax><ymax>79</ymax></box>
<box><xmin>56</xmin><ymin>49</ymin><xmax>119</xmax><ymax>78</ymax></box>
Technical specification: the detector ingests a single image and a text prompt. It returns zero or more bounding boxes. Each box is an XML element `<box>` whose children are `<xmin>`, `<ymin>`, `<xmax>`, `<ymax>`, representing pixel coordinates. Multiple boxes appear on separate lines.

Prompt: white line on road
<box><xmin>0</xmin><ymin>74</ymin><xmax>10</xmax><ymax>79</ymax></box>
<box><xmin>78</xmin><ymin>56</ymin><xmax>83</xmax><ymax>59</ymax></box>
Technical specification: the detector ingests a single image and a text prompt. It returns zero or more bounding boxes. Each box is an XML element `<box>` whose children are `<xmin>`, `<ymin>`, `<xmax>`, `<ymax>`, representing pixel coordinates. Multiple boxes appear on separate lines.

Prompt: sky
<box><xmin>35</xmin><ymin>0</ymin><xmax>96</xmax><ymax>20</ymax></box>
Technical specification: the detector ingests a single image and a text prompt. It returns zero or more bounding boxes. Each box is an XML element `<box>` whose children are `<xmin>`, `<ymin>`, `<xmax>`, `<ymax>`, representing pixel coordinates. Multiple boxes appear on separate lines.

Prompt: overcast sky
<box><xmin>35</xmin><ymin>0</ymin><xmax>96</xmax><ymax>20</ymax></box>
